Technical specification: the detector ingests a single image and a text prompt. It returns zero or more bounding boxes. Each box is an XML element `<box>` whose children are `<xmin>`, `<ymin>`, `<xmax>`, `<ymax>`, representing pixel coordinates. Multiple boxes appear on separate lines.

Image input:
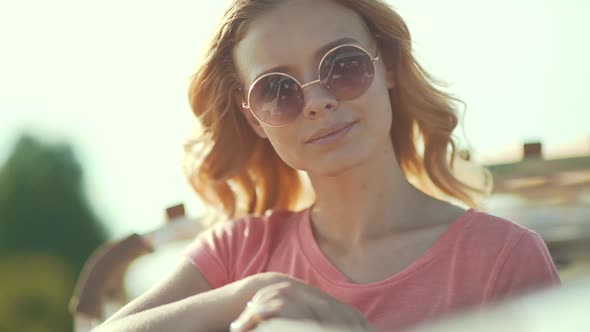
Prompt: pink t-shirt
<box><xmin>184</xmin><ymin>208</ymin><xmax>560</xmax><ymax>331</ymax></box>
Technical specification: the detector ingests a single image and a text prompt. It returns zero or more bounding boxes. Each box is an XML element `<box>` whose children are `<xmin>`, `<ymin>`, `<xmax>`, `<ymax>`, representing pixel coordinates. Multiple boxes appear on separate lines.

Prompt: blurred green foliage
<box><xmin>0</xmin><ymin>134</ymin><xmax>108</xmax><ymax>332</ymax></box>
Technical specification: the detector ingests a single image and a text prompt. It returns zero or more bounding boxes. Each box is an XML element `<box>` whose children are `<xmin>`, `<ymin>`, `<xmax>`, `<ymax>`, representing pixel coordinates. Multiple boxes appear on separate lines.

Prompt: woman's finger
<box><xmin>231</xmin><ymin>282</ymin><xmax>292</xmax><ymax>332</ymax></box>
<box><xmin>250</xmin><ymin>281</ymin><xmax>292</xmax><ymax>304</ymax></box>
<box><xmin>230</xmin><ymin>300</ymin><xmax>284</xmax><ymax>332</ymax></box>
<box><xmin>251</xmin><ymin>281</ymin><xmax>292</xmax><ymax>300</ymax></box>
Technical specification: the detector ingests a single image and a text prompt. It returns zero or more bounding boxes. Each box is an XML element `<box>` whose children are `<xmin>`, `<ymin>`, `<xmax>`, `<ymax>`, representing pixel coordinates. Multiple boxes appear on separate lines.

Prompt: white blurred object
<box><xmin>409</xmin><ymin>278</ymin><xmax>590</xmax><ymax>332</ymax></box>
<box><xmin>69</xmin><ymin>203</ymin><xmax>203</xmax><ymax>332</ymax></box>
<box><xmin>252</xmin><ymin>279</ymin><xmax>590</xmax><ymax>332</ymax></box>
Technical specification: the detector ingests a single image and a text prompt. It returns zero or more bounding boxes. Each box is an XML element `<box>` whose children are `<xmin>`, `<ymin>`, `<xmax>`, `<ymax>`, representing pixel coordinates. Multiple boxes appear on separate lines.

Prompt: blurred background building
<box><xmin>485</xmin><ymin>142</ymin><xmax>590</xmax><ymax>282</ymax></box>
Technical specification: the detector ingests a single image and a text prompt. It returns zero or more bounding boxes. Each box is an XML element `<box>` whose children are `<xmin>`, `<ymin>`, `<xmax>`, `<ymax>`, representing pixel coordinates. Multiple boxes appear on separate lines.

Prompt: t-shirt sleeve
<box><xmin>489</xmin><ymin>229</ymin><xmax>561</xmax><ymax>301</ymax></box>
<box><xmin>182</xmin><ymin>219</ymin><xmax>248</xmax><ymax>289</ymax></box>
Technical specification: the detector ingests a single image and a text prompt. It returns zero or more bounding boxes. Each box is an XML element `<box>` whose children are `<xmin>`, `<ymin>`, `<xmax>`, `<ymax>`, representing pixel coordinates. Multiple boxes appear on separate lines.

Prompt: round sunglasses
<box><xmin>242</xmin><ymin>43</ymin><xmax>379</xmax><ymax>127</ymax></box>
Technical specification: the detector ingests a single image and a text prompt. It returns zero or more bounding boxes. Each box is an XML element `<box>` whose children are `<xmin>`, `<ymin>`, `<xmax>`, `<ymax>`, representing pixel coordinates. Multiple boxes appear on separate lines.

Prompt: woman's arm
<box><xmin>94</xmin><ymin>258</ymin><xmax>255</xmax><ymax>332</ymax></box>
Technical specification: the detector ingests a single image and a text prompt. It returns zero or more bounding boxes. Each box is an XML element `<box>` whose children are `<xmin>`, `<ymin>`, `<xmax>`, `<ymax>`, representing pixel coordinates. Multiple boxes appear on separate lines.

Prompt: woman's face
<box><xmin>234</xmin><ymin>0</ymin><xmax>395</xmax><ymax>176</ymax></box>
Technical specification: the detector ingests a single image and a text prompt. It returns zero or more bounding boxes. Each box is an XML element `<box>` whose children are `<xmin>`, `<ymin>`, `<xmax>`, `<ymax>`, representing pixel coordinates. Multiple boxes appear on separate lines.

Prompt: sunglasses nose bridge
<box><xmin>300</xmin><ymin>78</ymin><xmax>332</xmax><ymax>100</ymax></box>
<box><xmin>300</xmin><ymin>79</ymin><xmax>321</xmax><ymax>90</ymax></box>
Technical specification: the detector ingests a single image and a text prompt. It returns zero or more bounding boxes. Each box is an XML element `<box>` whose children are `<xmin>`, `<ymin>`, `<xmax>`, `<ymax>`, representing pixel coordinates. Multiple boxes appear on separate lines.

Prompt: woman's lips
<box><xmin>306</xmin><ymin>121</ymin><xmax>357</xmax><ymax>145</ymax></box>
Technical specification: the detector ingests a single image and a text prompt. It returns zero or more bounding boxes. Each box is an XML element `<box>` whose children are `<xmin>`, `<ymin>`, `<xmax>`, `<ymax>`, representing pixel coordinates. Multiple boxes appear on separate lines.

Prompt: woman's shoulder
<box><xmin>463</xmin><ymin>208</ymin><xmax>554</xmax><ymax>257</ymax></box>
<box><xmin>459</xmin><ymin>209</ymin><xmax>558</xmax><ymax>278</ymax></box>
<box><xmin>216</xmin><ymin>208</ymin><xmax>303</xmax><ymax>231</ymax></box>
<box><xmin>463</xmin><ymin>210</ymin><xmax>562</xmax><ymax>298</ymax></box>
<box><xmin>195</xmin><ymin>208</ymin><xmax>306</xmax><ymax>246</ymax></box>
<box><xmin>183</xmin><ymin>208</ymin><xmax>307</xmax><ymax>288</ymax></box>
<box><xmin>447</xmin><ymin>209</ymin><xmax>560</xmax><ymax>299</ymax></box>
<box><xmin>444</xmin><ymin>208</ymin><xmax>550</xmax><ymax>268</ymax></box>
<box><xmin>460</xmin><ymin>208</ymin><xmax>536</xmax><ymax>248</ymax></box>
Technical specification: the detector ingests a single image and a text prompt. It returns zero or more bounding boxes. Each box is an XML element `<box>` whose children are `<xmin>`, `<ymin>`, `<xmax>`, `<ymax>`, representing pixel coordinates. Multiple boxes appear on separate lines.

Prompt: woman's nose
<box><xmin>301</xmin><ymin>83</ymin><xmax>339</xmax><ymax>120</ymax></box>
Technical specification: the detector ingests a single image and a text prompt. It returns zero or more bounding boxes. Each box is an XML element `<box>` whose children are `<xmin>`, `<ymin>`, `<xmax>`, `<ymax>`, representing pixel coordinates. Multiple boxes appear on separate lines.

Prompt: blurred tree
<box><xmin>0</xmin><ymin>254</ymin><xmax>74</xmax><ymax>332</ymax></box>
<box><xmin>0</xmin><ymin>134</ymin><xmax>108</xmax><ymax>332</ymax></box>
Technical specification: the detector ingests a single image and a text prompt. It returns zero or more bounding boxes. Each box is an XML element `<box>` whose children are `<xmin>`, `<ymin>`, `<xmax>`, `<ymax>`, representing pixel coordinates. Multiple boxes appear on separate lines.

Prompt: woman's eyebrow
<box><xmin>251</xmin><ymin>37</ymin><xmax>361</xmax><ymax>83</ymax></box>
<box><xmin>314</xmin><ymin>37</ymin><xmax>360</xmax><ymax>58</ymax></box>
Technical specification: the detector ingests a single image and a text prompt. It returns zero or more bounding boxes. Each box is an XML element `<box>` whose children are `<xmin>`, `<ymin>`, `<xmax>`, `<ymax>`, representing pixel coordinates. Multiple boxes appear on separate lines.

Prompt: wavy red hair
<box><xmin>184</xmin><ymin>0</ymin><xmax>492</xmax><ymax>223</ymax></box>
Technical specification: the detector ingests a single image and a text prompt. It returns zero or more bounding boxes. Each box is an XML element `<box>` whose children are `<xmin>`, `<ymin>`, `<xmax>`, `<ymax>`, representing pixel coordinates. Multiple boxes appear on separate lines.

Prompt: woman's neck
<box><xmin>308</xmin><ymin>143</ymin><xmax>438</xmax><ymax>249</ymax></box>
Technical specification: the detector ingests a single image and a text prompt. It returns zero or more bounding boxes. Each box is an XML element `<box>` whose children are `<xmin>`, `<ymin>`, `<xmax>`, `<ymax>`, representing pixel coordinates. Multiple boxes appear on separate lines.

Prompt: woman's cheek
<box><xmin>266</xmin><ymin>133</ymin><xmax>306</xmax><ymax>169</ymax></box>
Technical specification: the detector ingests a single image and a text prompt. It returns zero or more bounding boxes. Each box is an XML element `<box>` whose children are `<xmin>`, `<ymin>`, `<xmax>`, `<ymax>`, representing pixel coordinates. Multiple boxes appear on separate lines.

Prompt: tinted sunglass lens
<box><xmin>249</xmin><ymin>74</ymin><xmax>304</xmax><ymax>126</ymax></box>
<box><xmin>319</xmin><ymin>45</ymin><xmax>375</xmax><ymax>100</ymax></box>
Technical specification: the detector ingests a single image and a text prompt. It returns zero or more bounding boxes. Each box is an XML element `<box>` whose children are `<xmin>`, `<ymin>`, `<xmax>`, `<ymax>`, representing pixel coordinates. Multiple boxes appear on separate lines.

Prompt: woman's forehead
<box><xmin>233</xmin><ymin>0</ymin><xmax>372</xmax><ymax>84</ymax></box>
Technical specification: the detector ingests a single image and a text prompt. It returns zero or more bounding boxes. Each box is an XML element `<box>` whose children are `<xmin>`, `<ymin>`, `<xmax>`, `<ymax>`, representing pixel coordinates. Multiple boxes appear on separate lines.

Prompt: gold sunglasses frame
<box><xmin>242</xmin><ymin>43</ymin><xmax>379</xmax><ymax>128</ymax></box>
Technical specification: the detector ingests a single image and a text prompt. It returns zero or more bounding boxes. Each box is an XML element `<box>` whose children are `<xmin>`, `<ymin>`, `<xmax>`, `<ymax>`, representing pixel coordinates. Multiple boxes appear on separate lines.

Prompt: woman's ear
<box><xmin>375</xmin><ymin>38</ymin><xmax>396</xmax><ymax>89</ymax></box>
<box><xmin>240</xmin><ymin>101</ymin><xmax>268</xmax><ymax>139</ymax></box>
<box><xmin>385</xmin><ymin>70</ymin><xmax>396</xmax><ymax>89</ymax></box>
<box><xmin>235</xmin><ymin>85</ymin><xmax>267</xmax><ymax>138</ymax></box>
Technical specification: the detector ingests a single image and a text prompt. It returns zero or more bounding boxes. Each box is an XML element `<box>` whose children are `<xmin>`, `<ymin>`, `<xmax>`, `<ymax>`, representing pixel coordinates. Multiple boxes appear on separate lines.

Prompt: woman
<box><xmin>97</xmin><ymin>0</ymin><xmax>560</xmax><ymax>331</ymax></box>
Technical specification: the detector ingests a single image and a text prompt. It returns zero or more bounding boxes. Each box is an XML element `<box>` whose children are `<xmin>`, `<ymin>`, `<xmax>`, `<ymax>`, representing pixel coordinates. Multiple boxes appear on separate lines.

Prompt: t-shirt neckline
<box><xmin>296</xmin><ymin>206</ymin><xmax>476</xmax><ymax>288</ymax></box>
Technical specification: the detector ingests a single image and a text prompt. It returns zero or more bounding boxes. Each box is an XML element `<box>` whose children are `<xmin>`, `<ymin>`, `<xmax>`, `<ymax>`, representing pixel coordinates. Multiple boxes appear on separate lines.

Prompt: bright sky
<box><xmin>1</xmin><ymin>0</ymin><xmax>588</xmax><ymax>238</ymax></box>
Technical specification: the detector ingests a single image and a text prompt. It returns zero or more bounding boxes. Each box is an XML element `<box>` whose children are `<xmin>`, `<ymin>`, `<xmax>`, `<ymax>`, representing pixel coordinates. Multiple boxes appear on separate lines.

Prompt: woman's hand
<box><xmin>230</xmin><ymin>274</ymin><xmax>377</xmax><ymax>332</ymax></box>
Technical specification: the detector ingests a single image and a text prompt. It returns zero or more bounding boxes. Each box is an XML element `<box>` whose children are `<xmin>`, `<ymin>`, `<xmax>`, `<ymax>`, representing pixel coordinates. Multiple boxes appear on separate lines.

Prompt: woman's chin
<box><xmin>305</xmin><ymin>148</ymin><xmax>372</xmax><ymax>178</ymax></box>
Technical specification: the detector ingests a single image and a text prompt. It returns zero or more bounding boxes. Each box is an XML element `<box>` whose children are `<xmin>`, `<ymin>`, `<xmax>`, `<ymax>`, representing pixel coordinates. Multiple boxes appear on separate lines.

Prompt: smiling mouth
<box><xmin>306</xmin><ymin>121</ymin><xmax>357</xmax><ymax>144</ymax></box>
